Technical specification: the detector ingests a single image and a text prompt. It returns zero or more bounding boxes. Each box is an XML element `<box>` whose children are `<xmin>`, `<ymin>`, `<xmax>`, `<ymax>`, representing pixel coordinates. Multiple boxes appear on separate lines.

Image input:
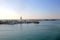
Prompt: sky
<box><xmin>0</xmin><ymin>0</ymin><xmax>60</xmax><ymax>19</ymax></box>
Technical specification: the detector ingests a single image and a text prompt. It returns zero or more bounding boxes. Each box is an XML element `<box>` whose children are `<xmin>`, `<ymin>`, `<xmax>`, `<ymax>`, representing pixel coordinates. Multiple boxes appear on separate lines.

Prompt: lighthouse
<box><xmin>20</xmin><ymin>16</ymin><xmax>22</xmax><ymax>21</ymax></box>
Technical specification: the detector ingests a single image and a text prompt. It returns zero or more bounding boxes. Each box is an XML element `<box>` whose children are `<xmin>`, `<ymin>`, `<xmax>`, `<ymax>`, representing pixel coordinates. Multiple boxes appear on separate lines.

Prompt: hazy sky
<box><xmin>0</xmin><ymin>0</ymin><xmax>60</xmax><ymax>19</ymax></box>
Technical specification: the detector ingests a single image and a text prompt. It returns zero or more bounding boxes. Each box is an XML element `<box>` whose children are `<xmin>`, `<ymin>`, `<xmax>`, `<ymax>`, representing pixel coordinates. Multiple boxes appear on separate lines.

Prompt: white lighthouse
<box><xmin>20</xmin><ymin>16</ymin><xmax>22</xmax><ymax>21</ymax></box>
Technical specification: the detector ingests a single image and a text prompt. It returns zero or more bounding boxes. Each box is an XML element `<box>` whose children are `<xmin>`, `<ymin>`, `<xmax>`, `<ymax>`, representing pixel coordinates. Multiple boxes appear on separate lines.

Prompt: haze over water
<box><xmin>0</xmin><ymin>21</ymin><xmax>60</xmax><ymax>40</ymax></box>
<box><xmin>0</xmin><ymin>0</ymin><xmax>60</xmax><ymax>19</ymax></box>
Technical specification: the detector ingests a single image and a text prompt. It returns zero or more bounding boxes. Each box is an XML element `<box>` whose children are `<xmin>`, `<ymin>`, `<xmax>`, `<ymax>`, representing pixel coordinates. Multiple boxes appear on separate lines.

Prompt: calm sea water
<box><xmin>0</xmin><ymin>21</ymin><xmax>60</xmax><ymax>40</ymax></box>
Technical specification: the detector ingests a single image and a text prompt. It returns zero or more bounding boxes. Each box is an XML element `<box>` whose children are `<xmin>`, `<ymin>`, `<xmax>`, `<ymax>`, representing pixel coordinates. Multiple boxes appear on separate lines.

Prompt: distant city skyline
<box><xmin>0</xmin><ymin>0</ymin><xmax>60</xmax><ymax>19</ymax></box>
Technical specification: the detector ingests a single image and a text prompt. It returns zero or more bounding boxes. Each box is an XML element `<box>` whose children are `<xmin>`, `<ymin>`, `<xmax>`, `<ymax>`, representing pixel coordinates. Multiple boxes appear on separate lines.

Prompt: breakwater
<box><xmin>0</xmin><ymin>20</ymin><xmax>40</xmax><ymax>24</ymax></box>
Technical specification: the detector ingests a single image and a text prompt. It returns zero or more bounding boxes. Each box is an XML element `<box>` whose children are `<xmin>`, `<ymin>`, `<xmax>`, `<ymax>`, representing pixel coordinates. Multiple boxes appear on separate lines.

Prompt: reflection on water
<box><xmin>0</xmin><ymin>21</ymin><xmax>60</xmax><ymax>40</ymax></box>
<box><xmin>20</xmin><ymin>24</ymin><xmax>23</xmax><ymax>31</ymax></box>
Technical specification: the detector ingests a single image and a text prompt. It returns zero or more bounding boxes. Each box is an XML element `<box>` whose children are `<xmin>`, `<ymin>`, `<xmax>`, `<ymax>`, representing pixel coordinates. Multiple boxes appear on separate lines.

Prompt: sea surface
<box><xmin>0</xmin><ymin>21</ymin><xmax>60</xmax><ymax>40</ymax></box>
